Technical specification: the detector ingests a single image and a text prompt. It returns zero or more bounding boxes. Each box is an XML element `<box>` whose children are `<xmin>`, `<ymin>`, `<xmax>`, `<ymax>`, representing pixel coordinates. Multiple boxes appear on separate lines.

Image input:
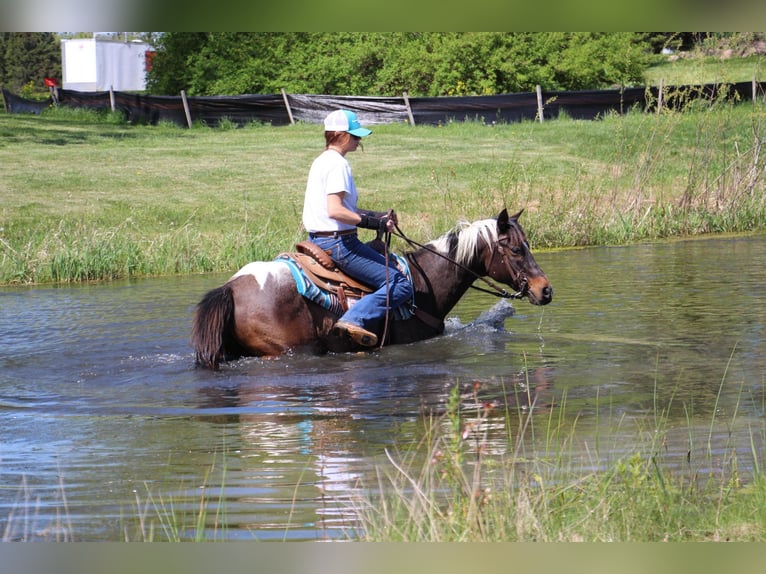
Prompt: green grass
<box><xmin>644</xmin><ymin>54</ymin><xmax>766</xmax><ymax>86</ymax></box>
<box><xmin>1</xmin><ymin>473</ymin><xmax>73</xmax><ymax>542</ymax></box>
<box><xmin>8</xmin><ymin>376</ymin><xmax>765</xmax><ymax>542</ymax></box>
<box><xmin>2</xmin><ymin>96</ymin><xmax>766</xmax><ymax>285</ymax></box>
<box><xmin>354</xmin><ymin>379</ymin><xmax>766</xmax><ymax>542</ymax></box>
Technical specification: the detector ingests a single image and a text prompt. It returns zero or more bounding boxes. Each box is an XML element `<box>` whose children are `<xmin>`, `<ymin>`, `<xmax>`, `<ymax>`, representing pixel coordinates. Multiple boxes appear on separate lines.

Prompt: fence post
<box><xmin>657</xmin><ymin>78</ymin><xmax>664</xmax><ymax>115</ymax></box>
<box><xmin>281</xmin><ymin>88</ymin><xmax>295</xmax><ymax>125</ymax></box>
<box><xmin>536</xmin><ymin>85</ymin><xmax>544</xmax><ymax>123</ymax></box>
<box><xmin>403</xmin><ymin>92</ymin><xmax>415</xmax><ymax>126</ymax></box>
<box><xmin>180</xmin><ymin>90</ymin><xmax>193</xmax><ymax>128</ymax></box>
<box><xmin>753</xmin><ymin>75</ymin><xmax>757</xmax><ymax>106</ymax></box>
<box><xmin>109</xmin><ymin>86</ymin><xmax>116</xmax><ymax>112</ymax></box>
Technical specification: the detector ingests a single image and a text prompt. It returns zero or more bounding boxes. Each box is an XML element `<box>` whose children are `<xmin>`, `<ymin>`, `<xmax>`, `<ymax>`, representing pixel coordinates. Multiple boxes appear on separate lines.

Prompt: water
<box><xmin>1</xmin><ymin>234</ymin><xmax>765</xmax><ymax>540</ymax></box>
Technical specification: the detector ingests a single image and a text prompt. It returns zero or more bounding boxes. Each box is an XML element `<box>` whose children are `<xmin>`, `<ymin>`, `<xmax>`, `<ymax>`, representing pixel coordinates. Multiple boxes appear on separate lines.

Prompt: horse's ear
<box><xmin>497</xmin><ymin>208</ymin><xmax>523</xmax><ymax>231</ymax></box>
<box><xmin>497</xmin><ymin>208</ymin><xmax>510</xmax><ymax>231</ymax></box>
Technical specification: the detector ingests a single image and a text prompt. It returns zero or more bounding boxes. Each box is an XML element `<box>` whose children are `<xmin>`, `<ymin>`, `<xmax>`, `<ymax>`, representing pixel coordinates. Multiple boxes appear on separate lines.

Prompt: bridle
<box><xmin>390</xmin><ymin>224</ymin><xmax>528</xmax><ymax>300</ymax></box>
<box><xmin>376</xmin><ymin>223</ymin><xmax>526</xmax><ymax>348</ymax></box>
<box><xmin>480</xmin><ymin>236</ymin><xmax>529</xmax><ymax>300</ymax></box>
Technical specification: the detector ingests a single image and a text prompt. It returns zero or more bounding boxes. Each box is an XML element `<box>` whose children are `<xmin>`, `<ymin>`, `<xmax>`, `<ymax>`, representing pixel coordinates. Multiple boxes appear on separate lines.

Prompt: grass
<box><xmin>643</xmin><ymin>34</ymin><xmax>766</xmax><ymax>86</ymax></box>
<box><xmin>1</xmin><ymin>453</ymin><xmax>228</xmax><ymax>542</ymax></box>
<box><xmin>644</xmin><ymin>54</ymin><xmax>766</xmax><ymax>86</ymax></box>
<box><xmin>127</xmin><ymin>452</ymin><xmax>229</xmax><ymax>542</ymax></box>
<box><xmin>1</xmin><ymin>96</ymin><xmax>766</xmax><ymax>285</ymax></box>
<box><xmin>1</xmin><ymin>473</ymin><xmax>73</xmax><ymax>542</ymax></box>
<box><xmin>6</xmin><ymin>375</ymin><xmax>765</xmax><ymax>542</ymax></box>
<box><xmin>354</xmin><ymin>377</ymin><xmax>766</xmax><ymax>542</ymax></box>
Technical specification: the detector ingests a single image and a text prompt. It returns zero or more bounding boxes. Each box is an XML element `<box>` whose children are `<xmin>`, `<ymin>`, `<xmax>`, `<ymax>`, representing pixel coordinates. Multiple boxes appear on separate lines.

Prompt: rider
<box><xmin>302</xmin><ymin>109</ymin><xmax>413</xmax><ymax>347</ymax></box>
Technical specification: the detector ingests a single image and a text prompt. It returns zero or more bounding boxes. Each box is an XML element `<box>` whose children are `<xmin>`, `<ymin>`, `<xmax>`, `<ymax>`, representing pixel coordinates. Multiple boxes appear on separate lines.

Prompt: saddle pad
<box><xmin>278</xmin><ymin>256</ymin><xmax>345</xmax><ymax>316</ymax></box>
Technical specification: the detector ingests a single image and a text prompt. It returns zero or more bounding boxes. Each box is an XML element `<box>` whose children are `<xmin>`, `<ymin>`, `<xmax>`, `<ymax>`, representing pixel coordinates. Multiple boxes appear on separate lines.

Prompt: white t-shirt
<box><xmin>302</xmin><ymin>149</ymin><xmax>358</xmax><ymax>233</ymax></box>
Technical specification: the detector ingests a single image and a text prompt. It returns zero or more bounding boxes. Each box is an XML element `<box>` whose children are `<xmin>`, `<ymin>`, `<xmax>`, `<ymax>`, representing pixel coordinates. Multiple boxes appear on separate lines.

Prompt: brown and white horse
<box><xmin>192</xmin><ymin>209</ymin><xmax>552</xmax><ymax>369</ymax></box>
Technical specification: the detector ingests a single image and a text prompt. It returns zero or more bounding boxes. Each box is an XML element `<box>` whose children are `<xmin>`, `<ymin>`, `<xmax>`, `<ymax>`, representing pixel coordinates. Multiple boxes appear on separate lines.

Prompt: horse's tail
<box><xmin>191</xmin><ymin>283</ymin><xmax>237</xmax><ymax>369</ymax></box>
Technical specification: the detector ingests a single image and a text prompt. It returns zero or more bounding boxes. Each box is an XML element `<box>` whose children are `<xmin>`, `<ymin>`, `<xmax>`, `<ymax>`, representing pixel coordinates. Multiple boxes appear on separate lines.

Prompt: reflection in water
<box><xmin>0</xmin><ymin>234</ymin><xmax>765</xmax><ymax>540</ymax></box>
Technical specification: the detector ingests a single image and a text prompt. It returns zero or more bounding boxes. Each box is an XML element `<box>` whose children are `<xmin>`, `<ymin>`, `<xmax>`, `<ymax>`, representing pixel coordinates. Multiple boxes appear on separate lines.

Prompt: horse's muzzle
<box><xmin>527</xmin><ymin>281</ymin><xmax>553</xmax><ymax>305</ymax></box>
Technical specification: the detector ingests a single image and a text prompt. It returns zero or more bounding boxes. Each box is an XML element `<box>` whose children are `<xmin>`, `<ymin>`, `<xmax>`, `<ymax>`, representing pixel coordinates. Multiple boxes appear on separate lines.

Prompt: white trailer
<box><xmin>61</xmin><ymin>38</ymin><xmax>153</xmax><ymax>92</ymax></box>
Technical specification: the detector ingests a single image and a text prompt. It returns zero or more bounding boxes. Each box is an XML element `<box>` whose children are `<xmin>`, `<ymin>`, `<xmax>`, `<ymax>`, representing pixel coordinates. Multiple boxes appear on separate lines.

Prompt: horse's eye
<box><xmin>511</xmin><ymin>246</ymin><xmax>522</xmax><ymax>255</ymax></box>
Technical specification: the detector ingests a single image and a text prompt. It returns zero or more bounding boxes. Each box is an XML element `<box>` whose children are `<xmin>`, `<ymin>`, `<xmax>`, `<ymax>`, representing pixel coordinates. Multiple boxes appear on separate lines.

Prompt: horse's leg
<box><xmin>230</xmin><ymin>274</ymin><xmax>316</xmax><ymax>357</ymax></box>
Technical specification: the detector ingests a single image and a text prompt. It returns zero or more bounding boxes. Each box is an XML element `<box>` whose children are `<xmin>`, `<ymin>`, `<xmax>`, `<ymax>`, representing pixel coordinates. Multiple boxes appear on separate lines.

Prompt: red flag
<box><xmin>44</xmin><ymin>77</ymin><xmax>58</xmax><ymax>87</ymax></box>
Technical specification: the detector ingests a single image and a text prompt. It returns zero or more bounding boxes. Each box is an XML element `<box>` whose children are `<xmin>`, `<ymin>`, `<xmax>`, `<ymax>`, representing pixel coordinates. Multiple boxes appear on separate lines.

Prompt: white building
<box><xmin>61</xmin><ymin>38</ymin><xmax>153</xmax><ymax>92</ymax></box>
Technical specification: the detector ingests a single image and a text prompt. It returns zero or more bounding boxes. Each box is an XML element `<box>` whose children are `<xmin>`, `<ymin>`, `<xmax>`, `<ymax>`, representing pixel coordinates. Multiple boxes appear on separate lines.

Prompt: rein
<box><xmin>380</xmin><ymin>229</ymin><xmax>392</xmax><ymax>348</ymax></box>
<box><xmin>392</xmin><ymin>223</ymin><xmax>527</xmax><ymax>300</ymax></box>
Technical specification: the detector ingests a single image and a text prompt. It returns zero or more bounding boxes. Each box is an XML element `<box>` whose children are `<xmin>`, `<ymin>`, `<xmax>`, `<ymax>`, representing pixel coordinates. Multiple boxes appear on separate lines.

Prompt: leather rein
<box><xmin>390</xmin><ymin>224</ymin><xmax>529</xmax><ymax>300</ymax></box>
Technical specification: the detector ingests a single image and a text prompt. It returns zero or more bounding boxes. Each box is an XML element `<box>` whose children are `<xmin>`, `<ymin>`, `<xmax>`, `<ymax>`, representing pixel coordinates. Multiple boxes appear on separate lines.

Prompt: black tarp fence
<box><xmin>3</xmin><ymin>81</ymin><xmax>765</xmax><ymax>127</ymax></box>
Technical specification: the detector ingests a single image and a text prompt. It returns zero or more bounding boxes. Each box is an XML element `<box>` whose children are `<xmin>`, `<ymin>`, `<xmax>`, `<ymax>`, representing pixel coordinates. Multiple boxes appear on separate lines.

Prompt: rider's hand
<box><xmin>358</xmin><ymin>209</ymin><xmax>398</xmax><ymax>232</ymax></box>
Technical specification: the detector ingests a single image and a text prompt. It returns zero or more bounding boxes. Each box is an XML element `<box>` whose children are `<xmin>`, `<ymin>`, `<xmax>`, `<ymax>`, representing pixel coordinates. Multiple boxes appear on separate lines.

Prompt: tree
<box><xmin>0</xmin><ymin>33</ymin><xmax>61</xmax><ymax>95</ymax></box>
<box><xmin>144</xmin><ymin>32</ymin><xmax>208</xmax><ymax>95</ymax></box>
<box><xmin>551</xmin><ymin>33</ymin><xmax>650</xmax><ymax>90</ymax></box>
<box><xmin>145</xmin><ymin>33</ymin><xmax>653</xmax><ymax>97</ymax></box>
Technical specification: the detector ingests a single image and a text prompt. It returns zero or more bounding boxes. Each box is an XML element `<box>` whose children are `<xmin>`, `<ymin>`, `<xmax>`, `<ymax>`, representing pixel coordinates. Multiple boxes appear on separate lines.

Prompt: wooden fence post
<box><xmin>109</xmin><ymin>86</ymin><xmax>116</xmax><ymax>112</ymax></box>
<box><xmin>180</xmin><ymin>90</ymin><xmax>193</xmax><ymax>128</ymax></box>
<box><xmin>403</xmin><ymin>92</ymin><xmax>415</xmax><ymax>126</ymax></box>
<box><xmin>281</xmin><ymin>88</ymin><xmax>295</xmax><ymax>125</ymax></box>
<box><xmin>753</xmin><ymin>75</ymin><xmax>757</xmax><ymax>106</ymax></box>
<box><xmin>536</xmin><ymin>85</ymin><xmax>544</xmax><ymax>123</ymax></box>
<box><xmin>657</xmin><ymin>78</ymin><xmax>664</xmax><ymax>115</ymax></box>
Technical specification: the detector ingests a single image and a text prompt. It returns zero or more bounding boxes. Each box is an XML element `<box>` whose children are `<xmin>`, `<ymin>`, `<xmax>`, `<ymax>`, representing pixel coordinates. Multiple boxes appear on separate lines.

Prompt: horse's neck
<box><xmin>407</xmin><ymin>249</ymin><xmax>478</xmax><ymax>319</ymax></box>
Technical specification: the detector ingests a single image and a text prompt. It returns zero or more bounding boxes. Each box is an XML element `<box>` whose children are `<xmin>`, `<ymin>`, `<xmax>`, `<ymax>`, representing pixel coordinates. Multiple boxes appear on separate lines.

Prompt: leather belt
<box><xmin>309</xmin><ymin>229</ymin><xmax>357</xmax><ymax>238</ymax></box>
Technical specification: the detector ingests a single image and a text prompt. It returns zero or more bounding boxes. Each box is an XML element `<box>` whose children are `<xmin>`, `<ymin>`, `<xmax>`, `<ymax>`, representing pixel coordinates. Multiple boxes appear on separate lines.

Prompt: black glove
<box><xmin>357</xmin><ymin>213</ymin><xmax>390</xmax><ymax>231</ymax></box>
<box><xmin>357</xmin><ymin>209</ymin><xmax>396</xmax><ymax>231</ymax></box>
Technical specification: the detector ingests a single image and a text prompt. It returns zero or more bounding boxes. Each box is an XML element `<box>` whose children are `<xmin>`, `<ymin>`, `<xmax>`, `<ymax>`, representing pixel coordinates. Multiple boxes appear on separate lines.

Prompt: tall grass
<box><xmin>1</xmin><ymin>95</ymin><xmax>766</xmax><ymax>285</ymax></box>
<box><xmin>1</xmin><ymin>473</ymin><xmax>74</xmax><ymax>542</ymax></box>
<box><xmin>355</xmin><ymin>377</ymin><xmax>766</xmax><ymax>542</ymax></box>
<box><xmin>644</xmin><ymin>51</ymin><xmax>766</xmax><ymax>87</ymax></box>
<box><xmin>126</xmin><ymin>452</ymin><xmax>229</xmax><ymax>542</ymax></box>
<box><xmin>1</xmin><ymin>453</ymin><xmax>229</xmax><ymax>542</ymax></box>
<box><xmin>4</xmin><ymin>375</ymin><xmax>765</xmax><ymax>542</ymax></box>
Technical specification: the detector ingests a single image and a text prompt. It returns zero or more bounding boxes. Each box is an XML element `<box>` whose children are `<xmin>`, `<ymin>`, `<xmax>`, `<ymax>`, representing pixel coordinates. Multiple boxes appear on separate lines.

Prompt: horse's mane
<box><xmin>426</xmin><ymin>218</ymin><xmax>498</xmax><ymax>266</ymax></box>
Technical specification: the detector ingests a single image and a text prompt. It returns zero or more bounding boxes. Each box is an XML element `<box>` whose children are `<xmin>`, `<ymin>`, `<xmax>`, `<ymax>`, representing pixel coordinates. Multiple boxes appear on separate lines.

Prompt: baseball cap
<box><xmin>323</xmin><ymin>109</ymin><xmax>372</xmax><ymax>137</ymax></box>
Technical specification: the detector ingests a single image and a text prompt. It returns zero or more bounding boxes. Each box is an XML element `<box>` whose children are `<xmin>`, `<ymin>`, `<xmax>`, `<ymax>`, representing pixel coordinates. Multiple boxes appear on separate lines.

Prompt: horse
<box><xmin>192</xmin><ymin>209</ymin><xmax>552</xmax><ymax>369</ymax></box>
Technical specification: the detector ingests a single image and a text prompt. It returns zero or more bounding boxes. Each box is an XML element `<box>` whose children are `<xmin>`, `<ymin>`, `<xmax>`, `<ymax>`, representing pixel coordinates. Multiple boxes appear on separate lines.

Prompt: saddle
<box><xmin>279</xmin><ymin>240</ymin><xmax>444</xmax><ymax>334</ymax></box>
<box><xmin>283</xmin><ymin>241</ymin><xmax>375</xmax><ymax>311</ymax></box>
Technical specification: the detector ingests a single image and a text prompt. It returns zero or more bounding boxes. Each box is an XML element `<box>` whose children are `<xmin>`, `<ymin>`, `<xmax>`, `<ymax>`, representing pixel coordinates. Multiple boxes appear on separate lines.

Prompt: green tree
<box><xmin>146</xmin><ymin>32</ymin><xmax>301</xmax><ymax>96</ymax></box>
<box><xmin>144</xmin><ymin>32</ymin><xmax>208</xmax><ymax>95</ymax></box>
<box><xmin>552</xmin><ymin>32</ymin><xmax>650</xmax><ymax>90</ymax></box>
<box><xmin>0</xmin><ymin>33</ymin><xmax>61</xmax><ymax>95</ymax></box>
<box><xmin>145</xmin><ymin>32</ymin><xmax>653</xmax><ymax>97</ymax></box>
<box><xmin>186</xmin><ymin>32</ymin><xmax>297</xmax><ymax>95</ymax></box>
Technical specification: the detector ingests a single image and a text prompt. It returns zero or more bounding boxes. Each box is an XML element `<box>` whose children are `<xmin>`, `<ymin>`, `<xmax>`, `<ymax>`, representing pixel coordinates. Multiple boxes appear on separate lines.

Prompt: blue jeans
<box><xmin>309</xmin><ymin>233</ymin><xmax>414</xmax><ymax>332</ymax></box>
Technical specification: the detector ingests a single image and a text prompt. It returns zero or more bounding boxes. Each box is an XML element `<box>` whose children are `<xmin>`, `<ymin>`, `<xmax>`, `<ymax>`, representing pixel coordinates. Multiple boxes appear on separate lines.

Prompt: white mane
<box><xmin>427</xmin><ymin>218</ymin><xmax>498</xmax><ymax>266</ymax></box>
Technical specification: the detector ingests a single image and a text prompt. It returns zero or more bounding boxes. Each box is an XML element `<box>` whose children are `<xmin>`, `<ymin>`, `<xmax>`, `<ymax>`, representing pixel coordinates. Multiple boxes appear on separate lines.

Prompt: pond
<box><xmin>1</xmin><ymin>234</ymin><xmax>765</xmax><ymax>541</ymax></box>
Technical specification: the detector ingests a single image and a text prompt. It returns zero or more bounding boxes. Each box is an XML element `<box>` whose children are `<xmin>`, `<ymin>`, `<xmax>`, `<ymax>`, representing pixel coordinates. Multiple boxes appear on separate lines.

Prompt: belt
<box><xmin>309</xmin><ymin>229</ymin><xmax>357</xmax><ymax>238</ymax></box>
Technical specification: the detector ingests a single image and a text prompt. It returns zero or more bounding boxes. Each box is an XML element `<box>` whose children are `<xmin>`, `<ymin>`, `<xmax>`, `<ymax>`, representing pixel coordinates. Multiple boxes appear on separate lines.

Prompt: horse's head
<box><xmin>484</xmin><ymin>209</ymin><xmax>553</xmax><ymax>305</ymax></box>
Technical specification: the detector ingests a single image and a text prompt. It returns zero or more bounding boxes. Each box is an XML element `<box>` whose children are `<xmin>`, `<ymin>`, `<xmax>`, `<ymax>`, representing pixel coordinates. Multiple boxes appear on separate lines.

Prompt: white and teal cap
<box><xmin>323</xmin><ymin>109</ymin><xmax>372</xmax><ymax>137</ymax></box>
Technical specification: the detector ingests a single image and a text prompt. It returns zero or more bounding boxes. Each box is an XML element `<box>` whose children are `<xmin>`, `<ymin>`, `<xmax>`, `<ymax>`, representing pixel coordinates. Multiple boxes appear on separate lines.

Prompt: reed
<box><xmin>5</xmin><ymin>373</ymin><xmax>765</xmax><ymax>542</ymax></box>
<box><xmin>1</xmin><ymin>95</ymin><xmax>765</xmax><ymax>285</ymax></box>
<box><xmin>1</xmin><ymin>473</ymin><xmax>74</xmax><ymax>542</ymax></box>
<box><xmin>123</xmin><ymin>452</ymin><xmax>229</xmax><ymax>542</ymax></box>
<box><xmin>354</xmin><ymin>377</ymin><xmax>766</xmax><ymax>542</ymax></box>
